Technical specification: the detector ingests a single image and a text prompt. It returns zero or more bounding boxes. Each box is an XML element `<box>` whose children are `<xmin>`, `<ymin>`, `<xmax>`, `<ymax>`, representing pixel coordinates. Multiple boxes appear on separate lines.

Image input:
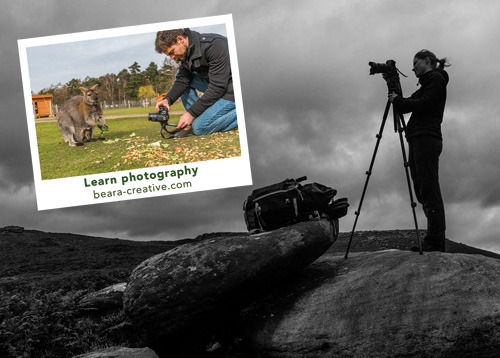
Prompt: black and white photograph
<box><xmin>1</xmin><ymin>1</ymin><xmax>500</xmax><ymax>357</ymax></box>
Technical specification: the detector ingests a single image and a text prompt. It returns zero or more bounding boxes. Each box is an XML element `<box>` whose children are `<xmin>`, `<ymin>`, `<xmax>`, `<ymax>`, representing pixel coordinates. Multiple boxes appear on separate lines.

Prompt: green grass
<box><xmin>36</xmin><ymin>105</ymin><xmax>241</xmax><ymax>180</ymax></box>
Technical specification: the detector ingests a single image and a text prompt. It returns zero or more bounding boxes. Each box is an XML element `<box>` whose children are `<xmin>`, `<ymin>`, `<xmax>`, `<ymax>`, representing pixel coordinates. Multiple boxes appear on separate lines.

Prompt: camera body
<box><xmin>148</xmin><ymin>106</ymin><xmax>177</xmax><ymax>138</ymax></box>
<box><xmin>148</xmin><ymin>106</ymin><xmax>170</xmax><ymax>123</ymax></box>
<box><xmin>368</xmin><ymin>60</ymin><xmax>397</xmax><ymax>75</ymax></box>
<box><xmin>369</xmin><ymin>59</ymin><xmax>401</xmax><ymax>95</ymax></box>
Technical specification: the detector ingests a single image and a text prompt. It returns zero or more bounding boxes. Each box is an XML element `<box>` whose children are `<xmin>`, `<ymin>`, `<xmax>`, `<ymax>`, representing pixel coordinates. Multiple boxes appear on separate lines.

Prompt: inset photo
<box><xmin>19</xmin><ymin>14</ymin><xmax>251</xmax><ymax>210</ymax></box>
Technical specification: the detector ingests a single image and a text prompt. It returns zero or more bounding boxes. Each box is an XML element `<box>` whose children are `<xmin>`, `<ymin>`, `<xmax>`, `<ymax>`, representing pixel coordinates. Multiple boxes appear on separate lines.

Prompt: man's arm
<box><xmin>186</xmin><ymin>39</ymin><xmax>232</xmax><ymax>118</ymax></box>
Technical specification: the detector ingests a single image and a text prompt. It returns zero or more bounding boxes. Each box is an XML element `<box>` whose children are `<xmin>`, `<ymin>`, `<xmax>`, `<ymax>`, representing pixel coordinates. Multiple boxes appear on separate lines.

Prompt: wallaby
<box><xmin>57</xmin><ymin>84</ymin><xmax>107</xmax><ymax>146</ymax></box>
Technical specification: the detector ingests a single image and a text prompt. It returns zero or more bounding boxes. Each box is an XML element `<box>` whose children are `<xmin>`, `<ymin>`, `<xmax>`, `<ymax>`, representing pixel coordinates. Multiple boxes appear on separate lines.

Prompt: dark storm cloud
<box><xmin>1</xmin><ymin>75</ymin><xmax>37</xmax><ymax>193</ymax></box>
<box><xmin>236</xmin><ymin>0</ymin><xmax>500</xmax><ymax>200</ymax></box>
<box><xmin>441</xmin><ymin>118</ymin><xmax>500</xmax><ymax>208</ymax></box>
<box><xmin>1</xmin><ymin>0</ymin><xmax>500</xmax><ymax>252</ymax></box>
<box><xmin>0</xmin><ymin>185</ymin><xmax>251</xmax><ymax>241</ymax></box>
<box><xmin>234</xmin><ymin>0</ymin><xmax>500</xmax><ymax>250</ymax></box>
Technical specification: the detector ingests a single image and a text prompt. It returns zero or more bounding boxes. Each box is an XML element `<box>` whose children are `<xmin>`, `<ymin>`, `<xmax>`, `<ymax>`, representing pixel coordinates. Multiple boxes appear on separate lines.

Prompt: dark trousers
<box><xmin>408</xmin><ymin>136</ymin><xmax>446</xmax><ymax>239</ymax></box>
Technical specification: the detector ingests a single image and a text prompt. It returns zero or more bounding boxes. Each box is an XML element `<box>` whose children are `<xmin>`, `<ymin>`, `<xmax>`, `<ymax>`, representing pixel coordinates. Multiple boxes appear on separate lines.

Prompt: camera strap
<box><xmin>165</xmin><ymin>126</ymin><xmax>193</xmax><ymax>139</ymax></box>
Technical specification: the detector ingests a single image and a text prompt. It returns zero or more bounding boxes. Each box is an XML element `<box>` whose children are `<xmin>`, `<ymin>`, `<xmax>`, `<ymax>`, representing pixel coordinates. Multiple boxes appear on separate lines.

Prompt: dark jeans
<box><xmin>180</xmin><ymin>74</ymin><xmax>237</xmax><ymax>135</ymax></box>
<box><xmin>408</xmin><ymin>136</ymin><xmax>446</xmax><ymax>239</ymax></box>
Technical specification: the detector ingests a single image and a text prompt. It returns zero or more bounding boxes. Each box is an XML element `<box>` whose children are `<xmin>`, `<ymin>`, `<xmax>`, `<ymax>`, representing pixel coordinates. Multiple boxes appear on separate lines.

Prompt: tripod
<box><xmin>344</xmin><ymin>64</ymin><xmax>422</xmax><ymax>258</ymax></box>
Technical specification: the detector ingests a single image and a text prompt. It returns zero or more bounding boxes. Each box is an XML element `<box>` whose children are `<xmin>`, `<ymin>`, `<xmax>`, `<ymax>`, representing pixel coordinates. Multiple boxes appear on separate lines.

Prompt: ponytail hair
<box><xmin>414</xmin><ymin>49</ymin><xmax>451</xmax><ymax>69</ymax></box>
<box><xmin>437</xmin><ymin>57</ymin><xmax>451</xmax><ymax>69</ymax></box>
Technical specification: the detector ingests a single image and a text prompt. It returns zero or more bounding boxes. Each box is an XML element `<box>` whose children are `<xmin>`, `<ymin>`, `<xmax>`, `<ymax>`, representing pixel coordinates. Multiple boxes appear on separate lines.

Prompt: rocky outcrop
<box><xmin>72</xmin><ymin>346</ymin><xmax>158</xmax><ymax>358</ymax></box>
<box><xmin>0</xmin><ymin>225</ymin><xmax>24</xmax><ymax>233</ymax></box>
<box><xmin>123</xmin><ymin>220</ymin><xmax>336</xmax><ymax>344</ymax></box>
<box><xmin>244</xmin><ymin>250</ymin><xmax>500</xmax><ymax>358</ymax></box>
<box><xmin>79</xmin><ymin>282</ymin><xmax>126</xmax><ymax>314</ymax></box>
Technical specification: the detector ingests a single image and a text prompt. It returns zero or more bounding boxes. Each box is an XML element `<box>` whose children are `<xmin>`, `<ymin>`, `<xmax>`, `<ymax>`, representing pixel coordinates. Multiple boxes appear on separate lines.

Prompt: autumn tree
<box><xmin>138</xmin><ymin>85</ymin><xmax>156</xmax><ymax>100</ymax></box>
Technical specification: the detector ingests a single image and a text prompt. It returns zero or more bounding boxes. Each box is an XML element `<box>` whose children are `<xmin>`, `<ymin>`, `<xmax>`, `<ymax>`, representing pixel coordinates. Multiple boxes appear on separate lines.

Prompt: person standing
<box><xmin>389</xmin><ymin>49</ymin><xmax>450</xmax><ymax>252</ymax></box>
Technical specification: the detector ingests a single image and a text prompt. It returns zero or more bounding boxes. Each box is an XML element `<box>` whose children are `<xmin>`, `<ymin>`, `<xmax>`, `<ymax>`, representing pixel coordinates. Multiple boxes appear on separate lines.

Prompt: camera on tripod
<box><xmin>345</xmin><ymin>58</ymin><xmax>421</xmax><ymax>258</ymax></box>
<box><xmin>368</xmin><ymin>60</ymin><xmax>405</xmax><ymax>95</ymax></box>
<box><xmin>148</xmin><ymin>106</ymin><xmax>177</xmax><ymax>138</ymax></box>
<box><xmin>368</xmin><ymin>60</ymin><xmax>397</xmax><ymax>75</ymax></box>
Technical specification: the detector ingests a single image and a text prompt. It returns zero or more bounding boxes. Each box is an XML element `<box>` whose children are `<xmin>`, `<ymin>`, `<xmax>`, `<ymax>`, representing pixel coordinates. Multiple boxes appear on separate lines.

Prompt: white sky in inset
<box><xmin>26</xmin><ymin>24</ymin><xmax>226</xmax><ymax>92</ymax></box>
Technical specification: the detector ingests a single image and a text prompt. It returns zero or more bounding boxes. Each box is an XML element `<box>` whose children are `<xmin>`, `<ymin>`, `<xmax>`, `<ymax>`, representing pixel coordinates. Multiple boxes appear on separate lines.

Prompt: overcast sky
<box><xmin>2</xmin><ymin>0</ymin><xmax>500</xmax><ymax>254</ymax></box>
<box><xmin>26</xmin><ymin>24</ymin><xmax>227</xmax><ymax>92</ymax></box>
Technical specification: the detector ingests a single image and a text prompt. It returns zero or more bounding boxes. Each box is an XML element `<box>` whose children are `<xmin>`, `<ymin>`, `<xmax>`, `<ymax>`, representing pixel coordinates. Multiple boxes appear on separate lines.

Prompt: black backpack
<box><xmin>243</xmin><ymin>176</ymin><xmax>349</xmax><ymax>233</ymax></box>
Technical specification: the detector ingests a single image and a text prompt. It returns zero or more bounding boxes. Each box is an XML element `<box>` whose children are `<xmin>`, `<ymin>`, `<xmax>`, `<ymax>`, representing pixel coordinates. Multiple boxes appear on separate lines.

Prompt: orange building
<box><xmin>32</xmin><ymin>94</ymin><xmax>54</xmax><ymax>118</ymax></box>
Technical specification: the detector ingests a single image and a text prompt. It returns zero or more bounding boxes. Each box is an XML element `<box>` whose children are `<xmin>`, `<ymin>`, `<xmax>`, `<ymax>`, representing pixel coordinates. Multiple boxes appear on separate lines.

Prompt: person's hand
<box><xmin>155</xmin><ymin>99</ymin><xmax>170</xmax><ymax>112</ymax></box>
<box><xmin>388</xmin><ymin>92</ymin><xmax>398</xmax><ymax>103</ymax></box>
<box><xmin>177</xmin><ymin>112</ymin><xmax>194</xmax><ymax>129</ymax></box>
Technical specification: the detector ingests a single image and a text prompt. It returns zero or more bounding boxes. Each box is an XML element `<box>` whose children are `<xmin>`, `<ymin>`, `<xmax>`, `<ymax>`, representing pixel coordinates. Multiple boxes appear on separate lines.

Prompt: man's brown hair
<box><xmin>155</xmin><ymin>29</ymin><xmax>186</xmax><ymax>54</ymax></box>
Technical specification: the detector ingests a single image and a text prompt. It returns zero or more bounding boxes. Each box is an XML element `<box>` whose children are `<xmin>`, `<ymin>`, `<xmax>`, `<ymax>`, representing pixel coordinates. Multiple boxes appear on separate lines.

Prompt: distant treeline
<box><xmin>36</xmin><ymin>59</ymin><xmax>178</xmax><ymax>106</ymax></box>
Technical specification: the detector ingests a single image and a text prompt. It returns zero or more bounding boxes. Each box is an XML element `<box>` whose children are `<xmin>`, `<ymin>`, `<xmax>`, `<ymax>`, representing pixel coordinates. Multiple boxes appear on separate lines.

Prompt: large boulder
<box><xmin>71</xmin><ymin>346</ymin><xmax>158</xmax><ymax>358</ymax></box>
<box><xmin>79</xmin><ymin>282</ymin><xmax>127</xmax><ymax>314</ymax></box>
<box><xmin>244</xmin><ymin>250</ymin><xmax>500</xmax><ymax>358</ymax></box>
<box><xmin>123</xmin><ymin>220</ymin><xmax>336</xmax><ymax>343</ymax></box>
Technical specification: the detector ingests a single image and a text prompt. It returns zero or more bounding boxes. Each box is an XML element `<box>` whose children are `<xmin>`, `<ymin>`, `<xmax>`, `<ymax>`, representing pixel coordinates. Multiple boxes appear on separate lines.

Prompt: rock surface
<box><xmin>244</xmin><ymin>250</ymin><xmax>500</xmax><ymax>358</ymax></box>
<box><xmin>123</xmin><ymin>220</ymin><xmax>336</xmax><ymax>342</ymax></box>
<box><xmin>72</xmin><ymin>346</ymin><xmax>158</xmax><ymax>358</ymax></box>
<box><xmin>0</xmin><ymin>225</ymin><xmax>24</xmax><ymax>233</ymax></box>
<box><xmin>79</xmin><ymin>282</ymin><xmax>127</xmax><ymax>314</ymax></box>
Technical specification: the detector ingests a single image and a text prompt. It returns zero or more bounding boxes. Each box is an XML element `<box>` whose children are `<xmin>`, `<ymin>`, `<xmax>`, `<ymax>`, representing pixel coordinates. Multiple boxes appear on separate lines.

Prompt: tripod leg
<box><xmin>345</xmin><ymin>100</ymin><xmax>391</xmax><ymax>259</ymax></box>
<box><xmin>394</xmin><ymin>109</ymin><xmax>422</xmax><ymax>254</ymax></box>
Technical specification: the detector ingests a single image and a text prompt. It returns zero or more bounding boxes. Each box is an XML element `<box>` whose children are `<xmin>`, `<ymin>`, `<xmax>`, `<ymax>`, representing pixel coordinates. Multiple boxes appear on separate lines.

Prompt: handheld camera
<box><xmin>148</xmin><ymin>106</ymin><xmax>177</xmax><ymax>138</ymax></box>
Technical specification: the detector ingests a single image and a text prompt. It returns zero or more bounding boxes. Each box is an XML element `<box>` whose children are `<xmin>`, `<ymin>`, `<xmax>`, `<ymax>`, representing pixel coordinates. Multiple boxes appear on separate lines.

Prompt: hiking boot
<box><xmin>411</xmin><ymin>235</ymin><xmax>446</xmax><ymax>253</ymax></box>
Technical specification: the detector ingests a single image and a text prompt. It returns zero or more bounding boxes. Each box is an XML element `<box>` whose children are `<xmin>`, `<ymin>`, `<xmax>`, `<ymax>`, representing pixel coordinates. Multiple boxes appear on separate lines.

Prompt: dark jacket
<box><xmin>166</xmin><ymin>29</ymin><xmax>234</xmax><ymax>118</ymax></box>
<box><xmin>393</xmin><ymin>68</ymin><xmax>449</xmax><ymax>140</ymax></box>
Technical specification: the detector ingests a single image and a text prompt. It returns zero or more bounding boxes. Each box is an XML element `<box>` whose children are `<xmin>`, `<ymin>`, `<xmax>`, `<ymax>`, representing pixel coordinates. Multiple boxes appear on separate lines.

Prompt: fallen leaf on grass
<box><xmin>147</xmin><ymin>141</ymin><xmax>161</xmax><ymax>148</ymax></box>
<box><xmin>103</xmin><ymin>138</ymin><xmax>120</xmax><ymax>144</ymax></box>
